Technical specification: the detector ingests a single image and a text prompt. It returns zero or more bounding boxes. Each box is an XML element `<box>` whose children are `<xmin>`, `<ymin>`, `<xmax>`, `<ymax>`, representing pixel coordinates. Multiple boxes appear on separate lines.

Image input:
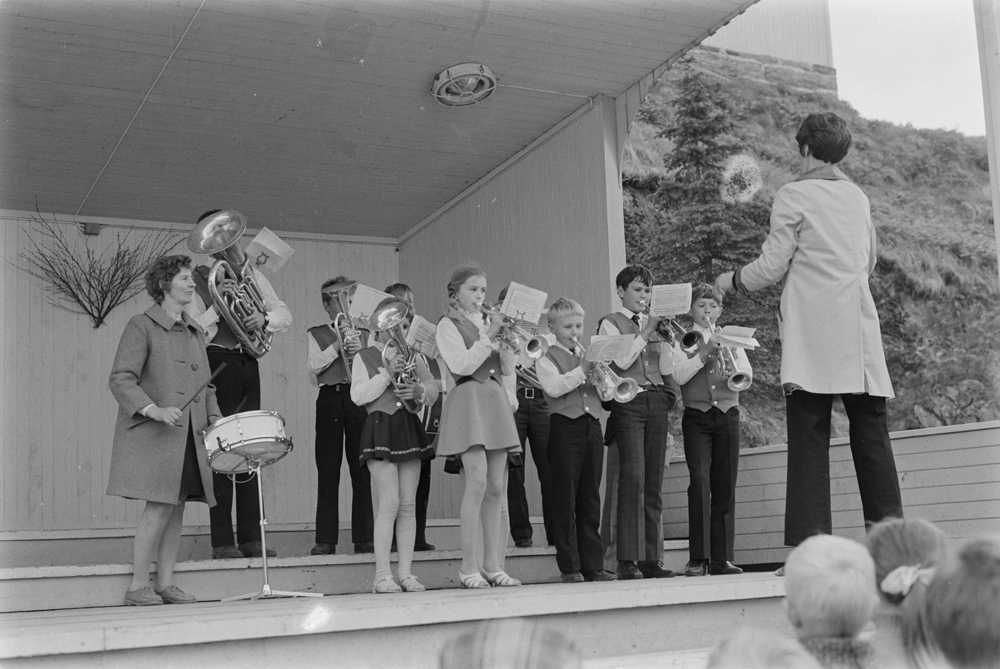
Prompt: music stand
<box><xmin>222</xmin><ymin>455</ymin><xmax>323</xmax><ymax>602</ymax></box>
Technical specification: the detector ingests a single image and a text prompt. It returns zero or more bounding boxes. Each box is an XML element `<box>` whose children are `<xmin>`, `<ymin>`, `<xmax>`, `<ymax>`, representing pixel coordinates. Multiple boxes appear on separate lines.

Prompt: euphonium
<box><xmin>186</xmin><ymin>210</ymin><xmax>272</xmax><ymax>358</ymax></box>
<box><xmin>321</xmin><ymin>280</ymin><xmax>364</xmax><ymax>383</ymax></box>
<box><xmin>572</xmin><ymin>337</ymin><xmax>639</xmax><ymax>403</ymax></box>
<box><xmin>369</xmin><ymin>298</ymin><xmax>422</xmax><ymax>414</ymax></box>
<box><xmin>705</xmin><ymin>318</ymin><xmax>753</xmax><ymax>392</ymax></box>
<box><xmin>482</xmin><ymin>306</ymin><xmax>549</xmax><ymax>361</ymax></box>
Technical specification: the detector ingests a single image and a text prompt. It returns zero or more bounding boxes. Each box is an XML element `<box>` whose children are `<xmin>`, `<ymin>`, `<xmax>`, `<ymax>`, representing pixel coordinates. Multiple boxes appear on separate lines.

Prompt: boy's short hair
<box><xmin>785</xmin><ymin>534</ymin><xmax>878</xmax><ymax>638</ymax></box>
<box><xmin>321</xmin><ymin>275</ymin><xmax>351</xmax><ymax>305</ymax></box>
<box><xmin>384</xmin><ymin>283</ymin><xmax>413</xmax><ymax>299</ymax></box>
<box><xmin>707</xmin><ymin>628</ymin><xmax>822</xmax><ymax>669</ymax></box>
<box><xmin>691</xmin><ymin>282</ymin><xmax>724</xmax><ymax>305</ymax></box>
<box><xmin>615</xmin><ymin>265</ymin><xmax>653</xmax><ymax>291</ymax></box>
<box><xmin>925</xmin><ymin>535</ymin><xmax>1000</xmax><ymax>669</ymax></box>
<box><xmin>796</xmin><ymin>112</ymin><xmax>852</xmax><ymax>164</ymax></box>
<box><xmin>547</xmin><ymin>297</ymin><xmax>585</xmax><ymax>322</ymax></box>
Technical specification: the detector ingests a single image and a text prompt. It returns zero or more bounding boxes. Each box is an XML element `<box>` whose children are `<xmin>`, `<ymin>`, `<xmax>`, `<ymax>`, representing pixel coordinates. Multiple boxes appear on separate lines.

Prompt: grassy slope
<box><xmin>623</xmin><ymin>51</ymin><xmax>999</xmax><ymax>447</ymax></box>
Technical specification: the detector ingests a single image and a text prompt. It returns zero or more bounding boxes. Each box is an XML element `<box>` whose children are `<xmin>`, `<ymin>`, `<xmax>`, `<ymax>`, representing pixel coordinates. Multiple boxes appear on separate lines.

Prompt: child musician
<box><xmin>672</xmin><ymin>283</ymin><xmax>749</xmax><ymax>577</ymax></box>
<box><xmin>434</xmin><ymin>266</ymin><xmax>521</xmax><ymax>589</ymax></box>
<box><xmin>597</xmin><ymin>265</ymin><xmax>678</xmax><ymax>580</ymax></box>
<box><xmin>535</xmin><ymin>298</ymin><xmax>619</xmax><ymax>583</ymax></box>
<box><xmin>350</xmin><ymin>297</ymin><xmax>438</xmax><ymax>593</ymax></box>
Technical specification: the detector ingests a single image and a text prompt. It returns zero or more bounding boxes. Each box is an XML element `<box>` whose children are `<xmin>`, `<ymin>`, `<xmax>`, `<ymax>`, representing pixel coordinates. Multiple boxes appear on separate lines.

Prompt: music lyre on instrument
<box><xmin>322</xmin><ymin>280</ymin><xmax>364</xmax><ymax>383</ymax></box>
<box><xmin>369</xmin><ymin>298</ymin><xmax>423</xmax><ymax>414</ymax></box>
<box><xmin>187</xmin><ymin>211</ymin><xmax>273</xmax><ymax>358</ymax></box>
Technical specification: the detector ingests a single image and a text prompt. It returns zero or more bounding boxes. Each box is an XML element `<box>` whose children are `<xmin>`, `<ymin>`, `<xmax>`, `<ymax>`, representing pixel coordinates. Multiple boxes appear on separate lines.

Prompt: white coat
<box><xmin>738</xmin><ymin>165</ymin><xmax>894</xmax><ymax>398</ymax></box>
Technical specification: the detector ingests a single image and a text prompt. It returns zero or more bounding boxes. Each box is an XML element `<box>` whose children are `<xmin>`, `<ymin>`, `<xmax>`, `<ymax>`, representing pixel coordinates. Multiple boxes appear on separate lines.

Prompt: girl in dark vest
<box><xmin>350</xmin><ymin>297</ymin><xmax>438</xmax><ymax>593</ymax></box>
<box><xmin>434</xmin><ymin>266</ymin><xmax>522</xmax><ymax>588</ymax></box>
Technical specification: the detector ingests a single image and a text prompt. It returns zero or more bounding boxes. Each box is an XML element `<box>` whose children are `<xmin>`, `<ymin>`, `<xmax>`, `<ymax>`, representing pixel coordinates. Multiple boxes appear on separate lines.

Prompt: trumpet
<box><xmin>482</xmin><ymin>306</ymin><xmax>549</xmax><ymax>361</ymax></box>
<box><xmin>703</xmin><ymin>318</ymin><xmax>753</xmax><ymax>392</ymax></box>
<box><xmin>572</xmin><ymin>337</ymin><xmax>639</xmax><ymax>403</ymax></box>
<box><xmin>649</xmin><ymin>316</ymin><xmax>702</xmax><ymax>354</ymax></box>
<box><xmin>369</xmin><ymin>298</ymin><xmax>423</xmax><ymax>414</ymax></box>
<box><xmin>322</xmin><ymin>280</ymin><xmax>364</xmax><ymax>383</ymax></box>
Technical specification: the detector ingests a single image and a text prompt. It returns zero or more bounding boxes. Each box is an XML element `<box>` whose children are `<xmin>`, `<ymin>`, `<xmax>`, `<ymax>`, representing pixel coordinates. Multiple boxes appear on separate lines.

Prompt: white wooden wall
<box><xmin>0</xmin><ymin>214</ymin><xmax>397</xmax><ymax>534</ymax></box>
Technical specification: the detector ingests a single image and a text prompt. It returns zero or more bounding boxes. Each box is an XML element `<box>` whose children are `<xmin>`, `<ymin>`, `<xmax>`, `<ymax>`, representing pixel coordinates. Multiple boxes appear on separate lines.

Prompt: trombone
<box><xmin>322</xmin><ymin>280</ymin><xmax>364</xmax><ymax>383</ymax></box>
<box><xmin>571</xmin><ymin>337</ymin><xmax>639</xmax><ymax>403</ymax></box>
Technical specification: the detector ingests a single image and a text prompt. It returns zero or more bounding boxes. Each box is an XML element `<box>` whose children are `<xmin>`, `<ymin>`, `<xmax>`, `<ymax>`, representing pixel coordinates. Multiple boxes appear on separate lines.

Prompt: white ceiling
<box><xmin>1</xmin><ymin>0</ymin><xmax>753</xmax><ymax>238</ymax></box>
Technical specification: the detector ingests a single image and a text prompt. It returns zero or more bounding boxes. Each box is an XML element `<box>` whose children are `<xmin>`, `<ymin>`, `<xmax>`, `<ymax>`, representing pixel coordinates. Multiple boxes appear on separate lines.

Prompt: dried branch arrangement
<box><xmin>18</xmin><ymin>215</ymin><xmax>182</xmax><ymax>328</ymax></box>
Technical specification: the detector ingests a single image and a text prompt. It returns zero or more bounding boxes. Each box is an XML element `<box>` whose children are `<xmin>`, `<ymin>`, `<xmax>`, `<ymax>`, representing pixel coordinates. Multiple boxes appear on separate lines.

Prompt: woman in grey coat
<box><xmin>109</xmin><ymin>255</ymin><xmax>221</xmax><ymax>606</ymax></box>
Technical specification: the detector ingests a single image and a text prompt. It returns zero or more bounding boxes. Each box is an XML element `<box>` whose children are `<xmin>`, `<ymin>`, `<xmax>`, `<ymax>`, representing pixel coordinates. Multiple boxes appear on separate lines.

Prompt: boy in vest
<box><xmin>307</xmin><ymin>276</ymin><xmax>374</xmax><ymax>555</ymax></box>
<box><xmin>597</xmin><ymin>265</ymin><xmax>678</xmax><ymax>580</ymax></box>
<box><xmin>535</xmin><ymin>298</ymin><xmax>618</xmax><ymax>583</ymax></box>
<box><xmin>672</xmin><ymin>283</ymin><xmax>748</xmax><ymax>576</ymax></box>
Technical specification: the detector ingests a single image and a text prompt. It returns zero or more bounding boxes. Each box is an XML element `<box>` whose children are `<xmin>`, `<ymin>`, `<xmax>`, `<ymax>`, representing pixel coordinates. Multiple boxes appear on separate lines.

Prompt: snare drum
<box><xmin>203</xmin><ymin>410</ymin><xmax>293</xmax><ymax>474</ymax></box>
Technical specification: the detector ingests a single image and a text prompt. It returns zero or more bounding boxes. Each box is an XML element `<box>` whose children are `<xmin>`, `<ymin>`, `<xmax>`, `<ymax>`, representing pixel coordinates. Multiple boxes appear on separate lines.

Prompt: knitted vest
<box><xmin>544</xmin><ymin>346</ymin><xmax>601</xmax><ymax>419</ymax></box>
<box><xmin>599</xmin><ymin>311</ymin><xmax>663</xmax><ymax>386</ymax></box>
<box><xmin>678</xmin><ymin>345</ymin><xmax>740</xmax><ymax>413</ymax></box>
<box><xmin>308</xmin><ymin>324</ymin><xmax>349</xmax><ymax>386</ymax></box>
<box><xmin>357</xmin><ymin>346</ymin><xmax>406</xmax><ymax>415</ymax></box>
<box><xmin>445</xmin><ymin>313</ymin><xmax>503</xmax><ymax>385</ymax></box>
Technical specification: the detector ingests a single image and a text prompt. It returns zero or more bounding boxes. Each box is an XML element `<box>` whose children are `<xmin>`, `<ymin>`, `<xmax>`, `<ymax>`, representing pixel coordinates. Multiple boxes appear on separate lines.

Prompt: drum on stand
<box><xmin>204</xmin><ymin>410</ymin><xmax>292</xmax><ymax>474</ymax></box>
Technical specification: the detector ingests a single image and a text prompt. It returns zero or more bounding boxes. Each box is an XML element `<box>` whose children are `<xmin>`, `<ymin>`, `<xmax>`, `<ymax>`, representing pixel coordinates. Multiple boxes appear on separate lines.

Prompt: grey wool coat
<box><xmin>107</xmin><ymin>304</ymin><xmax>221</xmax><ymax>505</ymax></box>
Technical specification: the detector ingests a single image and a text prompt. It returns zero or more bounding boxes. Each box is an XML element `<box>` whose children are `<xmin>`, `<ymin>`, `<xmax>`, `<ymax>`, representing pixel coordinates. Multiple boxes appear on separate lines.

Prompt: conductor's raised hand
<box><xmin>715</xmin><ymin>271</ymin><xmax>736</xmax><ymax>295</ymax></box>
<box><xmin>148</xmin><ymin>406</ymin><xmax>183</xmax><ymax>427</ymax></box>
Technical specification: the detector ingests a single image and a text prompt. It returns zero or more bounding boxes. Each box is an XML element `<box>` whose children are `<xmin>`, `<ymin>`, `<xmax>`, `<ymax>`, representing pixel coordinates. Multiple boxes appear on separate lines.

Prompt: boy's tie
<box><xmin>631</xmin><ymin>314</ymin><xmax>641</xmax><ymax>329</ymax></box>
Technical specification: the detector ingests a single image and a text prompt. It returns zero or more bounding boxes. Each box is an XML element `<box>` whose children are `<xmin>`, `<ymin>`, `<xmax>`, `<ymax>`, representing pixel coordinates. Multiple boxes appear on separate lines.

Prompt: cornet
<box><xmin>482</xmin><ymin>306</ymin><xmax>549</xmax><ymax>361</ymax></box>
<box><xmin>704</xmin><ymin>318</ymin><xmax>753</xmax><ymax>392</ymax></box>
<box><xmin>572</xmin><ymin>337</ymin><xmax>639</xmax><ymax>403</ymax></box>
<box><xmin>369</xmin><ymin>298</ymin><xmax>422</xmax><ymax>414</ymax></box>
<box><xmin>322</xmin><ymin>280</ymin><xmax>364</xmax><ymax>383</ymax></box>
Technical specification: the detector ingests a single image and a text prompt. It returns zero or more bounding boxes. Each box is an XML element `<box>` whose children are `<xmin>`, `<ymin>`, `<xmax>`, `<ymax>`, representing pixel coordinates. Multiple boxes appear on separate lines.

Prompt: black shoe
<box><xmin>354</xmin><ymin>541</ymin><xmax>375</xmax><ymax>554</ymax></box>
<box><xmin>710</xmin><ymin>560</ymin><xmax>743</xmax><ymax>575</ymax></box>
<box><xmin>514</xmin><ymin>538</ymin><xmax>533</xmax><ymax>548</ymax></box>
<box><xmin>239</xmin><ymin>541</ymin><xmax>276</xmax><ymax>558</ymax></box>
<box><xmin>414</xmin><ymin>540</ymin><xmax>436</xmax><ymax>551</ymax></box>
<box><xmin>311</xmin><ymin>543</ymin><xmax>336</xmax><ymax>556</ymax></box>
<box><xmin>212</xmin><ymin>545</ymin><xmax>244</xmax><ymax>559</ymax></box>
<box><xmin>684</xmin><ymin>560</ymin><xmax>708</xmax><ymax>577</ymax></box>
<box><xmin>616</xmin><ymin>561</ymin><xmax>644</xmax><ymax>580</ymax></box>
<box><xmin>560</xmin><ymin>571</ymin><xmax>585</xmax><ymax>583</ymax></box>
<box><xmin>582</xmin><ymin>569</ymin><xmax>619</xmax><ymax>582</ymax></box>
<box><xmin>638</xmin><ymin>560</ymin><xmax>676</xmax><ymax>578</ymax></box>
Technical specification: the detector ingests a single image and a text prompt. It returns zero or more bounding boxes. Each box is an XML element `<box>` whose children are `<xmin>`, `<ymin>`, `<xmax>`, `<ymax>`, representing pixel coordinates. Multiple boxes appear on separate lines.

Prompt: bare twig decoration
<box><xmin>17</xmin><ymin>213</ymin><xmax>182</xmax><ymax>328</ymax></box>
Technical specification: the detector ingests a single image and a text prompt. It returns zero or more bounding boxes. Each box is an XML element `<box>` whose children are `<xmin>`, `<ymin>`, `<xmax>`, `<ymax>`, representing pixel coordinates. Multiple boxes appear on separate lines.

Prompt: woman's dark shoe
<box><xmin>684</xmin><ymin>560</ymin><xmax>709</xmax><ymax>577</ymax></box>
<box><xmin>155</xmin><ymin>584</ymin><xmax>196</xmax><ymax>604</ymax></box>
<box><xmin>125</xmin><ymin>586</ymin><xmax>163</xmax><ymax>606</ymax></box>
<box><xmin>710</xmin><ymin>560</ymin><xmax>743</xmax><ymax>575</ymax></box>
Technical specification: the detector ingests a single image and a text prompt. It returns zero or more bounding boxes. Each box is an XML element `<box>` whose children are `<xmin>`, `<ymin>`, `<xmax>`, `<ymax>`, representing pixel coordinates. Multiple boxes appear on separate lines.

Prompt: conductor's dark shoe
<box><xmin>638</xmin><ymin>560</ymin><xmax>676</xmax><ymax>578</ymax></box>
<box><xmin>560</xmin><ymin>571</ymin><xmax>585</xmax><ymax>583</ymax></box>
<box><xmin>617</xmin><ymin>561</ymin><xmax>644</xmax><ymax>580</ymax></box>
<box><xmin>354</xmin><ymin>541</ymin><xmax>375</xmax><ymax>554</ymax></box>
<box><xmin>582</xmin><ymin>569</ymin><xmax>619</xmax><ymax>582</ymax></box>
<box><xmin>239</xmin><ymin>541</ymin><xmax>276</xmax><ymax>558</ymax></box>
<box><xmin>212</xmin><ymin>545</ymin><xmax>244</xmax><ymax>559</ymax></box>
<box><xmin>710</xmin><ymin>560</ymin><xmax>743</xmax><ymax>575</ymax></box>
<box><xmin>684</xmin><ymin>560</ymin><xmax>709</xmax><ymax>577</ymax></box>
<box><xmin>514</xmin><ymin>538</ymin><xmax>533</xmax><ymax>548</ymax></box>
<box><xmin>310</xmin><ymin>543</ymin><xmax>336</xmax><ymax>556</ymax></box>
<box><xmin>414</xmin><ymin>540</ymin><xmax>436</xmax><ymax>551</ymax></box>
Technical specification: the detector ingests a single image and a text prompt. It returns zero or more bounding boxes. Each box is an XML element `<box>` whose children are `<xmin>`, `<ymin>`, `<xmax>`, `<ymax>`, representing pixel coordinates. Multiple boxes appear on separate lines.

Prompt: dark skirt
<box><xmin>178</xmin><ymin>423</ymin><xmax>205</xmax><ymax>503</ymax></box>
<box><xmin>359</xmin><ymin>410</ymin><xmax>434</xmax><ymax>464</ymax></box>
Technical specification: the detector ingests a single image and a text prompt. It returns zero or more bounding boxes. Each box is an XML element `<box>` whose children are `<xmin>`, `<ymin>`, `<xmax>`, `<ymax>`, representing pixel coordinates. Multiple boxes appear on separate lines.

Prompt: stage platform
<box><xmin>0</xmin><ymin>572</ymin><xmax>786</xmax><ymax>668</ymax></box>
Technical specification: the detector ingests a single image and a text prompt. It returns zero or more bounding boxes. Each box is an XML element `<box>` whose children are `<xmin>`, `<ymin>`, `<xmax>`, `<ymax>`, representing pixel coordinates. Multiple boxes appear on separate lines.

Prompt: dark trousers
<box><xmin>415</xmin><ymin>458</ymin><xmax>432</xmax><ymax>545</ymax></box>
<box><xmin>682</xmin><ymin>406</ymin><xmax>740</xmax><ymax>561</ymax></box>
<box><xmin>314</xmin><ymin>384</ymin><xmax>372</xmax><ymax>545</ymax></box>
<box><xmin>207</xmin><ymin>348</ymin><xmax>262</xmax><ymax>548</ymax></box>
<box><xmin>549</xmin><ymin>414</ymin><xmax>604</xmax><ymax>573</ymax></box>
<box><xmin>611</xmin><ymin>387</ymin><xmax>673</xmax><ymax>562</ymax></box>
<box><xmin>507</xmin><ymin>390</ymin><xmax>554</xmax><ymax>543</ymax></box>
<box><xmin>784</xmin><ymin>390</ymin><xmax>903</xmax><ymax>546</ymax></box>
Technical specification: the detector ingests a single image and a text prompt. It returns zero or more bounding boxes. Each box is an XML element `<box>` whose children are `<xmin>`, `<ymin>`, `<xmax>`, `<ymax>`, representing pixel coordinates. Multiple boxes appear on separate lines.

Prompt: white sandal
<box><xmin>458</xmin><ymin>570</ymin><xmax>491</xmax><ymax>589</ymax></box>
<box><xmin>373</xmin><ymin>574</ymin><xmax>401</xmax><ymax>594</ymax></box>
<box><xmin>399</xmin><ymin>574</ymin><xmax>426</xmax><ymax>592</ymax></box>
<box><xmin>482</xmin><ymin>569</ymin><xmax>521</xmax><ymax>587</ymax></box>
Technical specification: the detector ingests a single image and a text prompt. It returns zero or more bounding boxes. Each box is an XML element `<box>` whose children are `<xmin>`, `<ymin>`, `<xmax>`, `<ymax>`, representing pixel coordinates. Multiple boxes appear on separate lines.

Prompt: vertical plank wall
<box><xmin>398</xmin><ymin>96</ymin><xmax>626</xmax><ymax>524</ymax></box>
<box><xmin>0</xmin><ymin>216</ymin><xmax>397</xmax><ymax>535</ymax></box>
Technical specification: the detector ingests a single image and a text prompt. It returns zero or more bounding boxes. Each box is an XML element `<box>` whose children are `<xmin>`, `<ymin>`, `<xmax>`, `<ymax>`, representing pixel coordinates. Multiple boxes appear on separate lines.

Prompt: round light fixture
<box><xmin>431</xmin><ymin>63</ymin><xmax>498</xmax><ymax>107</ymax></box>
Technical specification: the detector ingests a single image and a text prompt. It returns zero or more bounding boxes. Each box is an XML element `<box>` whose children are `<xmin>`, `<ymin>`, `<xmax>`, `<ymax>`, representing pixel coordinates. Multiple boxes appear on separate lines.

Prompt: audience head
<box><xmin>145</xmin><ymin>255</ymin><xmax>193</xmax><ymax>304</ymax></box>
<box><xmin>796</xmin><ymin>112</ymin><xmax>852</xmax><ymax>164</ymax></box>
<box><xmin>925</xmin><ymin>535</ymin><xmax>1000</xmax><ymax>669</ymax></box>
<box><xmin>784</xmin><ymin>534</ymin><xmax>879</xmax><ymax>640</ymax></box>
<box><xmin>706</xmin><ymin>627</ymin><xmax>822</xmax><ymax>669</ymax></box>
<box><xmin>439</xmin><ymin>618</ymin><xmax>581</xmax><ymax>669</ymax></box>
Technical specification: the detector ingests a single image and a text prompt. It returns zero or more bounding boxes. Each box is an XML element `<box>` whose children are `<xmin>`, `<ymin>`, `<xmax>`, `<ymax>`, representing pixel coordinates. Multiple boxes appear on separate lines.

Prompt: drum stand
<box><xmin>222</xmin><ymin>457</ymin><xmax>322</xmax><ymax>602</ymax></box>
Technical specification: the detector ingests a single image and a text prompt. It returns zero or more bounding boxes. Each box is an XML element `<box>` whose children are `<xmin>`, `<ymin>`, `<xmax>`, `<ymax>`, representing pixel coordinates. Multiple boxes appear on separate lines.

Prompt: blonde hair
<box><xmin>785</xmin><ymin>534</ymin><xmax>878</xmax><ymax>638</ymax></box>
<box><xmin>547</xmin><ymin>297</ymin><xmax>584</xmax><ymax>322</ymax></box>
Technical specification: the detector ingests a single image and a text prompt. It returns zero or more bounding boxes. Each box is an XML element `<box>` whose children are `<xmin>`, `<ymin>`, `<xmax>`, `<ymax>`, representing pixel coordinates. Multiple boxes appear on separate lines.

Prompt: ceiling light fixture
<box><xmin>431</xmin><ymin>63</ymin><xmax>498</xmax><ymax>107</ymax></box>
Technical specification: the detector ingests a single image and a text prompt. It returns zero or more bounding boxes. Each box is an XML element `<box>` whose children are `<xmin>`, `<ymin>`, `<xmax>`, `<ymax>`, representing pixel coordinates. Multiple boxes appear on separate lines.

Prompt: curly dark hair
<box><xmin>145</xmin><ymin>255</ymin><xmax>192</xmax><ymax>304</ymax></box>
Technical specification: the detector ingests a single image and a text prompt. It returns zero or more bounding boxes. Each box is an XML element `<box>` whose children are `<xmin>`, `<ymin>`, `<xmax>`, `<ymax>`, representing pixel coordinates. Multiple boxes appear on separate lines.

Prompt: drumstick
<box><xmin>133</xmin><ymin>362</ymin><xmax>227</xmax><ymax>428</ymax></box>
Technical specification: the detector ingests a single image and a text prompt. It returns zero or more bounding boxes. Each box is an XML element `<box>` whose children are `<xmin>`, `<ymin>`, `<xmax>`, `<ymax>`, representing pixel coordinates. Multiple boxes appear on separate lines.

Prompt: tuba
<box><xmin>369</xmin><ymin>298</ymin><xmax>422</xmax><ymax>414</ymax></box>
<box><xmin>572</xmin><ymin>337</ymin><xmax>639</xmax><ymax>403</ymax></box>
<box><xmin>187</xmin><ymin>210</ymin><xmax>272</xmax><ymax>358</ymax></box>
<box><xmin>321</xmin><ymin>280</ymin><xmax>364</xmax><ymax>383</ymax></box>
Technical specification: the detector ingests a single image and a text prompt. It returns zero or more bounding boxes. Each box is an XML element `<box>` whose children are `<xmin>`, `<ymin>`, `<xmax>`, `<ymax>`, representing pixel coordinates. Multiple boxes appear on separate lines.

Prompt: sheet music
<box><xmin>348</xmin><ymin>284</ymin><xmax>392</xmax><ymax>326</ymax></box>
<box><xmin>499</xmin><ymin>282</ymin><xmax>548</xmax><ymax>324</ymax></box>
<box><xmin>246</xmin><ymin>227</ymin><xmax>295</xmax><ymax>272</ymax></box>
<box><xmin>649</xmin><ymin>283</ymin><xmax>692</xmax><ymax>317</ymax></box>
<box><xmin>406</xmin><ymin>314</ymin><xmax>439</xmax><ymax>358</ymax></box>
<box><xmin>715</xmin><ymin>325</ymin><xmax>759</xmax><ymax>350</ymax></box>
<box><xmin>583</xmin><ymin>334</ymin><xmax>635</xmax><ymax>362</ymax></box>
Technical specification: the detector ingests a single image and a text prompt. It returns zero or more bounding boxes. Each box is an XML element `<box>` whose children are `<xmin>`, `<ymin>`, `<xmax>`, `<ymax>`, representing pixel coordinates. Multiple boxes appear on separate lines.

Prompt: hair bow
<box><xmin>880</xmin><ymin>564</ymin><xmax>935</xmax><ymax>597</ymax></box>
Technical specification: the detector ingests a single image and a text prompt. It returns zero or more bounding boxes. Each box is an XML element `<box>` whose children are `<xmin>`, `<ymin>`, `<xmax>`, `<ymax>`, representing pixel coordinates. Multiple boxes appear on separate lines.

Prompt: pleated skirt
<box><xmin>359</xmin><ymin>410</ymin><xmax>434</xmax><ymax>464</ymax></box>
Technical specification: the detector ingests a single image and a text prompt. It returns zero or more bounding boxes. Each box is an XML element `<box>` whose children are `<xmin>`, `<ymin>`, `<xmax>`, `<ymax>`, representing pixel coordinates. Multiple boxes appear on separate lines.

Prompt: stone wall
<box><xmin>681</xmin><ymin>45</ymin><xmax>839</xmax><ymax>98</ymax></box>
